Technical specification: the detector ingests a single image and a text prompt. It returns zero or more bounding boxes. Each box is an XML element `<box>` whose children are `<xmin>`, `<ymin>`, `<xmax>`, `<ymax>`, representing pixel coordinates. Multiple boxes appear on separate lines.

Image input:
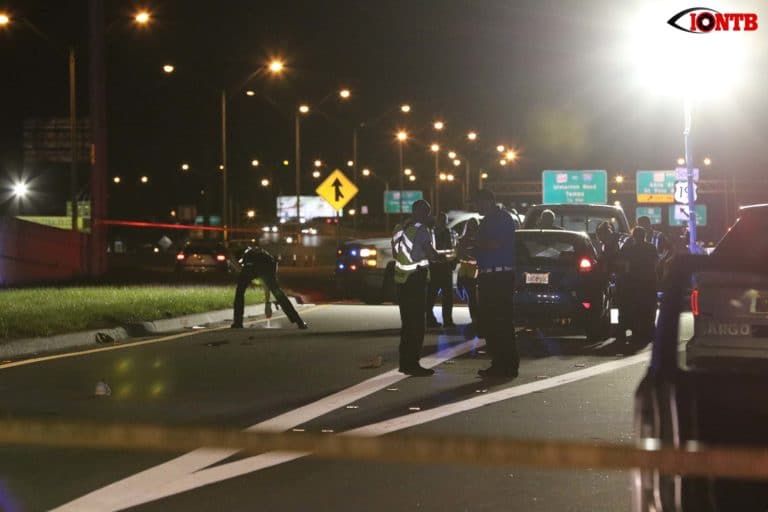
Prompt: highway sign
<box><xmin>384</xmin><ymin>190</ymin><xmax>423</xmax><ymax>214</ymax></box>
<box><xmin>669</xmin><ymin>204</ymin><xmax>707</xmax><ymax>226</ymax></box>
<box><xmin>542</xmin><ymin>171</ymin><xmax>607</xmax><ymax>204</ymax></box>
<box><xmin>636</xmin><ymin>170</ymin><xmax>676</xmax><ymax>203</ymax></box>
<box><xmin>674</xmin><ymin>181</ymin><xmax>698</xmax><ymax>204</ymax></box>
<box><xmin>316</xmin><ymin>169</ymin><xmax>358</xmax><ymax>211</ymax></box>
<box><xmin>635</xmin><ymin>206</ymin><xmax>662</xmax><ymax>225</ymax></box>
<box><xmin>675</xmin><ymin>167</ymin><xmax>700</xmax><ymax>181</ymax></box>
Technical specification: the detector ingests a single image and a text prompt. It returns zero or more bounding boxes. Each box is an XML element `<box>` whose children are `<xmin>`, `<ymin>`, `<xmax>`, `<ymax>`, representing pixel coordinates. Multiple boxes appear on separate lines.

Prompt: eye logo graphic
<box><xmin>668</xmin><ymin>7</ymin><xmax>758</xmax><ymax>33</ymax></box>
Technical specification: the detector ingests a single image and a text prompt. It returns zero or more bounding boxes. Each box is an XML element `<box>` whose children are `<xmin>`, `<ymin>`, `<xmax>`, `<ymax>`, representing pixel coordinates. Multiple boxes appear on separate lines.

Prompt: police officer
<box><xmin>474</xmin><ymin>189</ymin><xmax>518</xmax><ymax>379</ymax></box>
<box><xmin>392</xmin><ymin>199</ymin><xmax>439</xmax><ymax>376</ymax></box>
<box><xmin>231</xmin><ymin>246</ymin><xmax>308</xmax><ymax>330</ymax></box>
<box><xmin>637</xmin><ymin>215</ymin><xmax>671</xmax><ymax>281</ymax></box>
<box><xmin>617</xmin><ymin>226</ymin><xmax>658</xmax><ymax>348</ymax></box>
<box><xmin>426</xmin><ymin>212</ymin><xmax>457</xmax><ymax>328</ymax></box>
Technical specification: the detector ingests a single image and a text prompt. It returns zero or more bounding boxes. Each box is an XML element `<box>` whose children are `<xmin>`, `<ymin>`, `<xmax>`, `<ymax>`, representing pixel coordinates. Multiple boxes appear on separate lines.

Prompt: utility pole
<box><xmin>684</xmin><ymin>97</ymin><xmax>697</xmax><ymax>253</ymax></box>
<box><xmin>295</xmin><ymin>112</ymin><xmax>301</xmax><ymax>221</ymax></box>
<box><xmin>89</xmin><ymin>0</ymin><xmax>107</xmax><ymax>275</ymax></box>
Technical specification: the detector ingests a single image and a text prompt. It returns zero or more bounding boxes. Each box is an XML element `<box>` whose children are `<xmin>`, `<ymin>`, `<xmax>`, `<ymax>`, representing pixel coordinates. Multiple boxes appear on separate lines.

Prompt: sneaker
<box><xmin>477</xmin><ymin>366</ymin><xmax>518</xmax><ymax>379</ymax></box>
<box><xmin>399</xmin><ymin>365</ymin><xmax>435</xmax><ymax>377</ymax></box>
<box><xmin>296</xmin><ymin>321</ymin><xmax>309</xmax><ymax>330</ymax></box>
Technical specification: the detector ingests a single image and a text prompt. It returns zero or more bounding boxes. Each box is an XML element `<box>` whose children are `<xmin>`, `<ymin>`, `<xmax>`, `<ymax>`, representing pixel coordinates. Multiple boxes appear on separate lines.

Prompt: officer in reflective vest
<box><xmin>391</xmin><ymin>199</ymin><xmax>439</xmax><ymax>376</ymax></box>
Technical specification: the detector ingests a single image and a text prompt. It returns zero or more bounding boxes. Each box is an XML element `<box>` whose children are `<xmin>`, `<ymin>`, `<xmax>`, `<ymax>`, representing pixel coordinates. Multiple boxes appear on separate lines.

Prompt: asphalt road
<box><xmin>0</xmin><ymin>305</ymin><xmax>692</xmax><ymax>512</ymax></box>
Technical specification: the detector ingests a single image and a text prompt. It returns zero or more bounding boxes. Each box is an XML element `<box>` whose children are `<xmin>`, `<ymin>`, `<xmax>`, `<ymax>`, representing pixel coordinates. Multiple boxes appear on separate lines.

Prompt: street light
<box><xmin>430</xmin><ymin>143</ymin><xmax>440</xmax><ymax>152</ymax></box>
<box><xmin>12</xmin><ymin>182</ymin><xmax>28</xmax><ymax>198</ymax></box>
<box><xmin>339</xmin><ymin>89</ymin><xmax>351</xmax><ymax>99</ymax></box>
<box><xmin>312</xmin><ymin>170</ymin><xmax>321</xmax><ymax>179</ymax></box>
<box><xmin>453</xmin><ymin>159</ymin><xmax>461</xmax><ymax>167</ymax></box>
<box><xmin>268</xmin><ymin>59</ymin><xmax>285</xmax><ymax>74</ymax></box>
<box><xmin>499</xmin><ymin>159</ymin><xmax>507</xmax><ymax>166</ymax></box>
<box><xmin>134</xmin><ymin>10</ymin><xmax>151</xmax><ymax>25</ymax></box>
<box><xmin>408</xmin><ymin>175</ymin><xmax>416</xmax><ymax>182</ymax></box>
<box><xmin>467</xmin><ymin>131</ymin><xmax>477</xmax><ymax>141</ymax></box>
<box><xmin>703</xmin><ymin>157</ymin><xmax>712</xmax><ymax>166</ymax></box>
<box><xmin>505</xmin><ymin>150</ymin><xmax>517</xmax><ymax>161</ymax></box>
<box><xmin>0</xmin><ymin>13</ymin><xmax>10</xmax><ymax>26</ymax></box>
<box><xmin>162</xmin><ymin>64</ymin><xmax>174</xmax><ymax>74</ymax></box>
<box><xmin>404</xmin><ymin>168</ymin><xmax>412</xmax><ymax>176</ymax></box>
<box><xmin>448</xmin><ymin>151</ymin><xmax>457</xmax><ymax>159</ymax></box>
<box><xmin>496</xmin><ymin>145</ymin><xmax>505</xmax><ymax>153</ymax></box>
<box><xmin>113</xmin><ymin>176</ymin><xmax>121</xmax><ymax>184</ymax></box>
<box><xmin>314</xmin><ymin>159</ymin><xmax>323</xmax><ymax>168</ymax></box>
<box><xmin>362</xmin><ymin>168</ymin><xmax>371</xmax><ymax>177</ymax></box>
<box><xmin>480</xmin><ymin>172</ymin><xmax>489</xmax><ymax>180</ymax></box>
<box><xmin>299</xmin><ymin>104</ymin><xmax>310</xmax><ymax>114</ymax></box>
<box><xmin>246</xmin><ymin>209</ymin><xmax>256</xmax><ymax>218</ymax></box>
<box><xmin>400</xmin><ymin>104</ymin><xmax>411</xmax><ymax>113</ymax></box>
<box><xmin>677</xmin><ymin>157</ymin><xmax>685</xmax><ymax>166</ymax></box>
<box><xmin>181</xmin><ymin>163</ymin><xmax>190</xmax><ymax>171</ymax></box>
<box><xmin>140</xmin><ymin>175</ymin><xmax>149</xmax><ymax>184</ymax></box>
<box><xmin>347</xmin><ymin>160</ymin><xmax>354</xmax><ymax>167</ymax></box>
<box><xmin>251</xmin><ymin>159</ymin><xmax>259</xmax><ymax>167</ymax></box>
<box><xmin>615</xmin><ymin>175</ymin><xmax>624</xmax><ymax>184</ymax></box>
<box><xmin>433</xmin><ymin>121</ymin><xmax>444</xmax><ymax>131</ymax></box>
<box><xmin>260</xmin><ymin>178</ymin><xmax>270</xmax><ymax>187</ymax></box>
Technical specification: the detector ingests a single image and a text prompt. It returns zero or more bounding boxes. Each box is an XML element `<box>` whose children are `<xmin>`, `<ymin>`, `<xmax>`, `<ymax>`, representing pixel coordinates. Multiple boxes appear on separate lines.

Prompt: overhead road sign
<box><xmin>636</xmin><ymin>170</ymin><xmax>676</xmax><ymax>203</ymax></box>
<box><xmin>635</xmin><ymin>206</ymin><xmax>662</xmax><ymax>225</ymax></box>
<box><xmin>384</xmin><ymin>190</ymin><xmax>423</xmax><ymax>214</ymax></box>
<box><xmin>542</xmin><ymin>171</ymin><xmax>607</xmax><ymax>204</ymax></box>
<box><xmin>674</xmin><ymin>181</ymin><xmax>698</xmax><ymax>204</ymax></box>
<box><xmin>669</xmin><ymin>204</ymin><xmax>707</xmax><ymax>226</ymax></box>
<box><xmin>675</xmin><ymin>167</ymin><xmax>700</xmax><ymax>181</ymax></box>
<box><xmin>316</xmin><ymin>169</ymin><xmax>358</xmax><ymax>211</ymax></box>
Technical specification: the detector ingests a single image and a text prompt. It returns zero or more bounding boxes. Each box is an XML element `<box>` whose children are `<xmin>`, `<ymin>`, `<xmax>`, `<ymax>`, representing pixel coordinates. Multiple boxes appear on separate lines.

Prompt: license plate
<box><xmin>754</xmin><ymin>295</ymin><xmax>768</xmax><ymax>313</ymax></box>
<box><xmin>525</xmin><ymin>272</ymin><xmax>549</xmax><ymax>285</ymax></box>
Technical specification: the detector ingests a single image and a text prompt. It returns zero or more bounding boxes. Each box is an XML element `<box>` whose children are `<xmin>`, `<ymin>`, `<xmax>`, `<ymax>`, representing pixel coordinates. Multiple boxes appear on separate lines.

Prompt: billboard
<box><xmin>542</xmin><ymin>171</ymin><xmax>607</xmax><ymax>204</ymax></box>
<box><xmin>277</xmin><ymin>195</ymin><xmax>341</xmax><ymax>220</ymax></box>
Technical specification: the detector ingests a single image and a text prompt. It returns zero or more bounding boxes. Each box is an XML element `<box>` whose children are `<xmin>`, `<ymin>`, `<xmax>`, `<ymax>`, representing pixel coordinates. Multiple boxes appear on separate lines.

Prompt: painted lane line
<box><xmin>53</xmin><ymin>335</ymin><xmax>484</xmax><ymax>512</ymax></box>
<box><xmin>0</xmin><ymin>305</ymin><xmax>323</xmax><ymax>371</ymax></box>
<box><xmin>60</xmin><ymin>348</ymin><xmax>649</xmax><ymax>511</ymax></box>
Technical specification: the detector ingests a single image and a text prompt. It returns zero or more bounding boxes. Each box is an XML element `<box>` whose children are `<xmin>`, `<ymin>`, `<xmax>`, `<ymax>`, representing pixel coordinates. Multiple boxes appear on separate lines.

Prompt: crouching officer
<box><xmin>392</xmin><ymin>199</ymin><xmax>439</xmax><ymax>376</ymax></box>
<box><xmin>232</xmin><ymin>246</ymin><xmax>308</xmax><ymax>329</ymax></box>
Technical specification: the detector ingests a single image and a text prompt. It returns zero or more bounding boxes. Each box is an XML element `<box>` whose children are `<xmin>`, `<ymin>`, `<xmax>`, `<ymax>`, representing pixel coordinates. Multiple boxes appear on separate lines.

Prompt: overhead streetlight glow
<box><xmin>0</xmin><ymin>13</ymin><xmax>10</xmax><ymax>26</ymax></box>
<box><xmin>496</xmin><ymin>145</ymin><xmax>505</xmax><ymax>153</ymax></box>
<box><xmin>467</xmin><ymin>131</ymin><xmax>477</xmax><ymax>141</ymax></box>
<box><xmin>347</xmin><ymin>160</ymin><xmax>354</xmax><ymax>167</ymax></box>
<box><xmin>246</xmin><ymin>90</ymin><xmax>255</xmax><ymax>96</ymax></box>
<box><xmin>703</xmin><ymin>157</ymin><xmax>712</xmax><ymax>166</ymax></box>
<box><xmin>283</xmin><ymin>160</ymin><xmax>290</xmax><ymax>166</ymax></box>
<box><xmin>615</xmin><ymin>175</ymin><xmax>624</xmax><ymax>184</ymax></box>
<box><xmin>400</xmin><ymin>104</ymin><xmax>411</xmax><ymax>113</ymax></box>
<box><xmin>447</xmin><ymin>173</ymin><xmax>455</xmax><ymax>182</ymax></box>
<box><xmin>113</xmin><ymin>176</ymin><xmax>121</xmax><ymax>184</ymax></box>
<box><xmin>677</xmin><ymin>157</ymin><xmax>686</xmax><ymax>166</ymax></box>
<box><xmin>134</xmin><ymin>10</ymin><xmax>151</xmax><ymax>25</ymax></box>
<box><xmin>140</xmin><ymin>176</ymin><xmax>149</xmax><ymax>184</ymax></box>
<box><xmin>448</xmin><ymin>151</ymin><xmax>457</xmax><ymax>159</ymax></box>
<box><xmin>480</xmin><ymin>172</ymin><xmax>489</xmax><ymax>180</ymax></box>
<box><xmin>314</xmin><ymin>159</ymin><xmax>322</xmax><ymax>168</ymax></box>
<box><xmin>268</xmin><ymin>59</ymin><xmax>285</xmax><ymax>74</ymax></box>
<box><xmin>181</xmin><ymin>163</ymin><xmax>190</xmax><ymax>171</ymax></box>
<box><xmin>408</xmin><ymin>175</ymin><xmax>416</xmax><ymax>182</ymax></box>
<box><xmin>339</xmin><ymin>89</ymin><xmax>351</xmax><ymax>99</ymax></box>
<box><xmin>396</xmin><ymin>130</ymin><xmax>408</xmax><ymax>142</ymax></box>
<box><xmin>219</xmin><ymin>165</ymin><xmax>224</xmax><ymax>171</ymax></box>
<box><xmin>404</xmin><ymin>168</ymin><xmax>412</xmax><ymax>176</ymax></box>
<box><xmin>162</xmin><ymin>64</ymin><xmax>174</xmax><ymax>74</ymax></box>
<box><xmin>298</xmin><ymin>104</ymin><xmax>310</xmax><ymax>114</ymax></box>
<box><xmin>12</xmin><ymin>182</ymin><xmax>28</xmax><ymax>198</ymax></box>
<box><xmin>362</xmin><ymin>168</ymin><xmax>371</xmax><ymax>176</ymax></box>
<box><xmin>505</xmin><ymin>150</ymin><xmax>517</xmax><ymax>161</ymax></box>
<box><xmin>453</xmin><ymin>159</ymin><xmax>461</xmax><ymax>166</ymax></box>
<box><xmin>433</xmin><ymin>121</ymin><xmax>444</xmax><ymax>131</ymax></box>
<box><xmin>260</xmin><ymin>179</ymin><xmax>270</xmax><ymax>187</ymax></box>
<box><xmin>439</xmin><ymin>172</ymin><xmax>447</xmax><ymax>181</ymax></box>
<box><xmin>312</xmin><ymin>170</ymin><xmax>321</xmax><ymax>179</ymax></box>
<box><xmin>611</xmin><ymin>188</ymin><xmax>618</xmax><ymax>194</ymax></box>
<box><xmin>430</xmin><ymin>143</ymin><xmax>440</xmax><ymax>152</ymax></box>
<box><xmin>247</xmin><ymin>209</ymin><xmax>256</xmax><ymax>218</ymax></box>
<box><xmin>251</xmin><ymin>159</ymin><xmax>260</xmax><ymax>167</ymax></box>
<box><xmin>499</xmin><ymin>159</ymin><xmax>507</xmax><ymax>166</ymax></box>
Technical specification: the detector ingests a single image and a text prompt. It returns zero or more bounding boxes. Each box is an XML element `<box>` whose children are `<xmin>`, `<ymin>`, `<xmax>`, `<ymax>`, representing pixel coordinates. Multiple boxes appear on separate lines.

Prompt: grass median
<box><xmin>0</xmin><ymin>285</ymin><xmax>265</xmax><ymax>341</ymax></box>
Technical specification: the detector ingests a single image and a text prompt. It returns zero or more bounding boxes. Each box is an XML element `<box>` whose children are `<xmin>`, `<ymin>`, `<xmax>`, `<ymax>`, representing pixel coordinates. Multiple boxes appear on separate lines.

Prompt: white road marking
<box><xmin>56</xmin><ymin>346</ymin><xmax>649</xmax><ymax>511</ymax></box>
<box><xmin>53</xmin><ymin>336</ymin><xmax>484</xmax><ymax>511</ymax></box>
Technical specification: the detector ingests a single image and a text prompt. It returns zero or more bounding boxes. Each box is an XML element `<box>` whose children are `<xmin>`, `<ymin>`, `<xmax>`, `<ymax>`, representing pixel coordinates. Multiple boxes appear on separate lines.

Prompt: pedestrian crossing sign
<box><xmin>316</xmin><ymin>169</ymin><xmax>358</xmax><ymax>211</ymax></box>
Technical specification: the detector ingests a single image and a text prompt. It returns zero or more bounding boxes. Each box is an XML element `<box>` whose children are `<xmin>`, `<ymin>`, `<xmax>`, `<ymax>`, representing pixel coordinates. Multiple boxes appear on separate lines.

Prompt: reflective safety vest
<box><xmin>392</xmin><ymin>222</ymin><xmax>430</xmax><ymax>284</ymax></box>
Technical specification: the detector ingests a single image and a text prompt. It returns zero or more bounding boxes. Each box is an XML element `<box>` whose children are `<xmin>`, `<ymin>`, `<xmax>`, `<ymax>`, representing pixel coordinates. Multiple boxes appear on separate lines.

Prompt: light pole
<box><xmin>396</xmin><ymin>131</ymin><xmax>408</xmax><ymax>219</ymax></box>
<box><xmin>295</xmin><ymin>104</ymin><xmax>310</xmax><ymax>221</ymax></box>
<box><xmin>430</xmin><ymin>143</ymin><xmax>440</xmax><ymax>213</ymax></box>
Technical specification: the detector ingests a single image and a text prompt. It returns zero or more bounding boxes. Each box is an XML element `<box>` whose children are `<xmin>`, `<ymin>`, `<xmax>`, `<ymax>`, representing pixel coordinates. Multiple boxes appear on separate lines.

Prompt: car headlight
<box><xmin>360</xmin><ymin>248</ymin><xmax>377</xmax><ymax>258</ymax></box>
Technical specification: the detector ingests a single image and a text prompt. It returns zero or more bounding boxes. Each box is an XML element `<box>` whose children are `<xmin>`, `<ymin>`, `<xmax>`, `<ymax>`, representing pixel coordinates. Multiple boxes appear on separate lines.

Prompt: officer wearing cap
<box><xmin>391</xmin><ymin>199</ymin><xmax>439</xmax><ymax>376</ymax></box>
<box><xmin>474</xmin><ymin>189</ymin><xmax>519</xmax><ymax>379</ymax></box>
<box><xmin>231</xmin><ymin>246</ymin><xmax>307</xmax><ymax>330</ymax></box>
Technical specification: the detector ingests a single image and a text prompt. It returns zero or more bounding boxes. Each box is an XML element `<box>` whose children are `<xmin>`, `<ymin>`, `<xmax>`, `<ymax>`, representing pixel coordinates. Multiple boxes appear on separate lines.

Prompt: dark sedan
<box><xmin>175</xmin><ymin>242</ymin><xmax>231</xmax><ymax>273</ymax></box>
<box><xmin>513</xmin><ymin>229</ymin><xmax>611</xmax><ymax>341</ymax></box>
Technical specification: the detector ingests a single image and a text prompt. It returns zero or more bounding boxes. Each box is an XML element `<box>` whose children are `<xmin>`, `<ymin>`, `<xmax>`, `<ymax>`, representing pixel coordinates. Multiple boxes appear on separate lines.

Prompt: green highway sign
<box><xmin>542</xmin><ymin>171</ymin><xmax>607</xmax><ymax>204</ymax></box>
<box><xmin>635</xmin><ymin>206</ymin><xmax>662</xmax><ymax>225</ymax></box>
<box><xmin>636</xmin><ymin>170</ymin><xmax>676</xmax><ymax>203</ymax></box>
<box><xmin>384</xmin><ymin>190</ymin><xmax>423</xmax><ymax>214</ymax></box>
<box><xmin>669</xmin><ymin>204</ymin><xmax>707</xmax><ymax>226</ymax></box>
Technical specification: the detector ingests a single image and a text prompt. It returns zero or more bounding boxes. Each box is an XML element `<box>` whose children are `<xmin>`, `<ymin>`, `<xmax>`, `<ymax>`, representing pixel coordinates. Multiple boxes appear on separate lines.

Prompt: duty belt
<box><xmin>479</xmin><ymin>266</ymin><xmax>515</xmax><ymax>274</ymax></box>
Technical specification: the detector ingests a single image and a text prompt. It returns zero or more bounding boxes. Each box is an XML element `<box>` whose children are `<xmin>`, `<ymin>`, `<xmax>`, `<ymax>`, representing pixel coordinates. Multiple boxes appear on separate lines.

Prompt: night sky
<box><xmin>1</xmin><ymin>0</ymin><xmax>767</xmax><ymax>222</ymax></box>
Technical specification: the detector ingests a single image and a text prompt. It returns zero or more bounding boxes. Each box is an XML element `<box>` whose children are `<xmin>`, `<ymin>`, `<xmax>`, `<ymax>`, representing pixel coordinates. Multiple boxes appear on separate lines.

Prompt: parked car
<box><xmin>686</xmin><ymin>203</ymin><xmax>768</xmax><ymax>369</ymax></box>
<box><xmin>514</xmin><ymin>229</ymin><xmax>612</xmax><ymax>341</ymax></box>
<box><xmin>175</xmin><ymin>242</ymin><xmax>232</xmax><ymax>273</ymax></box>
<box><xmin>633</xmin><ymin>254</ymin><xmax>768</xmax><ymax>511</ymax></box>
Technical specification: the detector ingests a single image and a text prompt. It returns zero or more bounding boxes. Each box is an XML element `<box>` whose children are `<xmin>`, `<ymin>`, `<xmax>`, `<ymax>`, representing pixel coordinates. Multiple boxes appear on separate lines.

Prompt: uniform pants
<box><xmin>478</xmin><ymin>271</ymin><xmax>519</xmax><ymax>372</ymax></box>
<box><xmin>426</xmin><ymin>262</ymin><xmax>454</xmax><ymax>324</ymax></box>
<box><xmin>397</xmin><ymin>269</ymin><xmax>429</xmax><ymax>369</ymax></box>
<box><xmin>457</xmin><ymin>276</ymin><xmax>479</xmax><ymax>325</ymax></box>
<box><xmin>622</xmin><ymin>281</ymin><xmax>656</xmax><ymax>346</ymax></box>
<box><xmin>233</xmin><ymin>267</ymin><xmax>303</xmax><ymax>326</ymax></box>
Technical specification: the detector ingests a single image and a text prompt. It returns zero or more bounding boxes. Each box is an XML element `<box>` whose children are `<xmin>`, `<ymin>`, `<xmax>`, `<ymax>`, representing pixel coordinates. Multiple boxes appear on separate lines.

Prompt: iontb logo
<box><xmin>668</xmin><ymin>7</ymin><xmax>759</xmax><ymax>33</ymax></box>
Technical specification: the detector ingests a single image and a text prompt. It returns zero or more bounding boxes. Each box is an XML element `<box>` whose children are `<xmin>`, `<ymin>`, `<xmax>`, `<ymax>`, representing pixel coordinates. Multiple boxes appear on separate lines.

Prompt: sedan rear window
<box><xmin>516</xmin><ymin>235</ymin><xmax>585</xmax><ymax>264</ymax></box>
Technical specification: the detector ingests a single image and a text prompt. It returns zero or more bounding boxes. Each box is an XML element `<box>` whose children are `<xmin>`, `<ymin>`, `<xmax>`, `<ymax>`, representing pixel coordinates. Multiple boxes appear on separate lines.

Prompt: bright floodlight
<box><xmin>433</xmin><ymin>121</ymin><xmax>444</xmax><ymax>131</ymax></box>
<box><xmin>312</xmin><ymin>170</ymin><xmax>321</xmax><ymax>178</ymax></box>
<box><xmin>247</xmin><ymin>209</ymin><xmax>256</xmax><ymax>218</ymax></box>
<box><xmin>448</xmin><ymin>151</ymin><xmax>457</xmax><ymax>159</ymax></box>
<box><xmin>314</xmin><ymin>159</ymin><xmax>322</xmax><ymax>168</ymax></box>
<box><xmin>615</xmin><ymin>175</ymin><xmax>624</xmax><ymax>184</ymax></box>
<box><xmin>677</xmin><ymin>157</ymin><xmax>685</xmax><ymax>166</ymax></box>
<box><xmin>134</xmin><ymin>10</ymin><xmax>151</xmax><ymax>25</ymax></box>
<box><xmin>260</xmin><ymin>179</ymin><xmax>270</xmax><ymax>187</ymax></box>
<box><xmin>299</xmin><ymin>104</ymin><xmax>310</xmax><ymax>114</ymax></box>
<box><xmin>408</xmin><ymin>175</ymin><xmax>416</xmax><ymax>182</ymax></box>
<box><xmin>453</xmin><ymin>159</ymin><xmax>461</xmax><ymax>166</ymax></box>
<box><xmin>400</xmin><ymin>104</ymin><xmax>411</xmax><ymax>113</ymax></box>
<box><xmin>362</xmin><ymin>168</ymin><xmax>371</xmax><ymax>176</ymax></box>
<box><xmin>113</xmin><ymin>176</ymin><xmax>121</xmax><ymax>184</ymax></box>
<box><xmin>0</xmin><ymin>13</ymin><xmax>10</xmax><ymax>26</ymax></box>
<box><xmin>624</xmin><ymin>5</ymin><xmax>749</xmax><ymax>98</ymax></box>
<box><xmin>481</xmin><ymin>172</ymin><xmax>489</xmax><ymax>180</ymax></box>
<box><xmin>430</xmin><ymin>143</ymin><xmax>440</xmax><ymax>152</ymax></box>
<box><xmin>181</xmin><ymin>163</ymin><xmax>190</xmax><ymax>171</ymax></box>
<box><xmin>404</xmin><ymin>168</ymin><xmax>412</xmax><ymax>176</ymax></box>
<box><xmin>140</xmin><ymin>175</ymin><xmax>149</xmax><ymax>184</ymax></box>
<box><xmin>703</xmin><ymin>157</ymin><xmax>712</xmax><ymax>166</ymax></box>
<box><xmin>339</xmin><ymin>89</ymin><xmax>351</xmax><ymax>99</ymax></box>
<box><xmin>162</xmin><ymin>64</ymin><xmax>174</xmax><ymax>74</ymax></box>
<box><xmin>496</xmin><ymin>145</ymin><xmax>505</xmax><ymax>153</ymax></box>
<box><xmin>12</xmin><ymin>182</ymin><xmax>28</xmax><ymax>198</ymax></box>
<box><xmin>500</xmin><ymin>159</ymin><xmax>507</xmax><ymax>166</ymax></box>
<box><xmin>467</xmin><ymin>131</ymin><xmax>477</xmax><ymax>141</ymax></box>
<box><xmin>347</xmin><ymin>160</ymin><xmax>354</xmax><ymax>167</ymax></box>
<box><xmin>505</xmin><ymin>150</ymin><xmax>517</xmax><ymax>161</ymax></box>
<box><xmin>396</xmin><ymin>130</ymin><xmax>408</xmax><ymax>142</ymax></box>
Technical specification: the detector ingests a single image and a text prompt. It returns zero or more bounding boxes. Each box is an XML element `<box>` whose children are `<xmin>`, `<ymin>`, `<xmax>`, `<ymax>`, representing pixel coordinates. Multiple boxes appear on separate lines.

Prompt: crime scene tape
<box><xmin>1</xmin><ymin>418</ymin><xmax>768</xmax><ymax>480</ymax></box>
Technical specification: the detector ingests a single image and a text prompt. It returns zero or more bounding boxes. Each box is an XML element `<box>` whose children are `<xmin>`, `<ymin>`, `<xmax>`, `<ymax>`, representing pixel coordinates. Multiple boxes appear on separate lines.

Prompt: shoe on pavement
<box><xmin>399</xmin><ymin>365</ymin><xmax>435</xmax><ymax>377</ymax></box>
<box><xmin>477</xmin><ymin>366</ymin><xmax>518</xmax><ymax>379</ymax></box>
<box><xmin>230</xmin><ymin>323</ymin><xmax>243</xmax><ymax>329</ymax></box>
<box><xmin>296</xmin><ymin>320</ymin><xmax>309</xmax><ymax>330</ymax></box>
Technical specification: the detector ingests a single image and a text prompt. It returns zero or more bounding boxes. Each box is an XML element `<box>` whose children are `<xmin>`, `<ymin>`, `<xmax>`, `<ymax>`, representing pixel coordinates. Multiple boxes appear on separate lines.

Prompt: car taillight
<box><xmin>176</xmin><ymin>253</ymin><xmax>185</xmax><ymax>261</ymax></box>
<box><xmin>578</xmin><ymin>258</ymin><xmax>593</xmax><ymax>271</ymax></box>
<box><xmin>582</xmin><ymin>301</ymin><xmax>591</xmax><ymax>309</ymax></box>
<box><xmin>691</xmin><ymin>288</ymin><xmax>699</xmax><ymax>316</ymax></box>
<box><xmin>350</xmin><ymin>264</ymin><xmax>357</xmax><ymax>271</ymax></box>
<box><xmin>216</xmin><ymin>254</ymin><xmax>226</xmax><ymax>262</ymax></box>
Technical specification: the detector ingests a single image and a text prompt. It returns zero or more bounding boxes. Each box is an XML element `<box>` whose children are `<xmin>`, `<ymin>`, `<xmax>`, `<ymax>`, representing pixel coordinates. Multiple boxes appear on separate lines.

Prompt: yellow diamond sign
<box><xmin>316</xmin><ymin>169</ymin><xmax>358</xmax><ymax>211</ymax></box>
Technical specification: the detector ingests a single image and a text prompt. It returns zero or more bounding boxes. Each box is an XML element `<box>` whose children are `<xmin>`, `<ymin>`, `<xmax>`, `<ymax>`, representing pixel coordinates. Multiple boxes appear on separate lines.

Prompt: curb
<box><xmin>0</xmin><ymin>299</ymin><xmax>299</xmax><ymax>361</ymax></box>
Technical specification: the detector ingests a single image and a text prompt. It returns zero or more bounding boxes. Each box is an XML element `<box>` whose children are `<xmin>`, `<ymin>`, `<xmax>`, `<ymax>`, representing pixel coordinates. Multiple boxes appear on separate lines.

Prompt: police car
<box><xmin>335</xmin><ymin>211</ymin><xmax>481</xmax><ymax>304</ymax></box>
<box><xmin>686</xmin><ymin>204</ymin><xmax>768</xmax><ymax>368</ymax></box>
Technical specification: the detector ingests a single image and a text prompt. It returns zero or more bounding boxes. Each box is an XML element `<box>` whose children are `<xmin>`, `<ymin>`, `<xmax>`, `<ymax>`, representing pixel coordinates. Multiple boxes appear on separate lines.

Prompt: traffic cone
<box><xmin>94</xmin><ymin>379</ymin><xmax>112</xmax><ymax>397</ymax></box>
